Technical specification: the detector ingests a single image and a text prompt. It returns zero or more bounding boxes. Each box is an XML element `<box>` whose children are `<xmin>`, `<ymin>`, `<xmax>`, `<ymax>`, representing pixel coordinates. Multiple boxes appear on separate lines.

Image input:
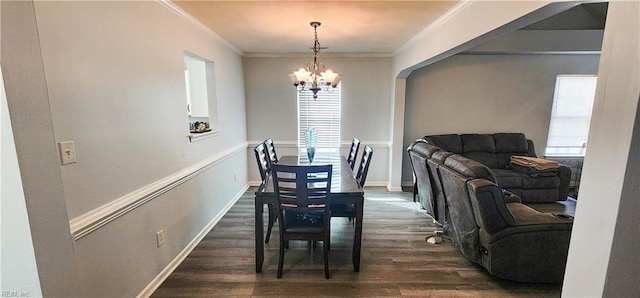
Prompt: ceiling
<box><xmin>171</xmin><ymin>1</ymin><xmax>608</xmax><ymax>56</ymax></box>
<box><xmin>172</xmin><ymin>0</ymin><xmax>461</xmax><ymax>55</ymax></box>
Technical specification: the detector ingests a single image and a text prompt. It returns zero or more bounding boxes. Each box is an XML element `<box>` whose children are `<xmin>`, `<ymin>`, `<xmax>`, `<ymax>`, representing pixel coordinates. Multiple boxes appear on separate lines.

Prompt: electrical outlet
<box><xmin>58</xmin><ymin>141</ymin><xmax>77</xmax><ymax>165</ymax></box>
<box><xmin>156</xmin><ymin>230</ymin><xmax>165</xmax><ymax>247</ymax></box>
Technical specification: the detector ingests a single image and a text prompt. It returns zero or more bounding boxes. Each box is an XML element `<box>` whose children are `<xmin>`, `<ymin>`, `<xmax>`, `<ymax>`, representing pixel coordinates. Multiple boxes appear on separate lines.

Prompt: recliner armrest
<box><xmin>502</xmin><ymin>189</ymin><xmax>521</xmax><ymax>203</ymax></box>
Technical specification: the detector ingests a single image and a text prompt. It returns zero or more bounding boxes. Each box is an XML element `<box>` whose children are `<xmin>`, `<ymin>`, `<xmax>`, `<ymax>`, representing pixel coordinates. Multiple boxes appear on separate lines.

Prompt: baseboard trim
<box><xmin>136</xmin><ymin>183</ymin><xmax>249</xmax><ymax>298</ymax></box>
<box><xmin>387</xmin><ymin>185</ymin><xmax>403</xmax><ymax>192</ymax></box>
<box><xmin>250</xmin><ymin>180</ymin><xmax>389</xmax><ymax>188</ymax></box>
<box><xmin>365</xmin><ymin>181</ymin><xmax>390</xmax><ymax>187</ymax></box>
<box><xmin>69</xmin><ymin>142</ymin><xmax>248</xmax><ymax>240</ymax></box>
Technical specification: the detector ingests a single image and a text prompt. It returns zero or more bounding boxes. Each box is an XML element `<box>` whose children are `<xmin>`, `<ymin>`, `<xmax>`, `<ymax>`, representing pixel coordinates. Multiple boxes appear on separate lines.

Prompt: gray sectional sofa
<box><xmin>438</xmin><ymin>154</ymin><xmax>573</xmax><ymax>283</ymax></box>
<box><xmin>408</xmin><ymin>133</ymin><xmax>575</xmax><ymax>282</ymax></box>
<box><xmin>423</xmin><ymin>133</ymin><xmax>571</xmax><ymax>203</ymax></box>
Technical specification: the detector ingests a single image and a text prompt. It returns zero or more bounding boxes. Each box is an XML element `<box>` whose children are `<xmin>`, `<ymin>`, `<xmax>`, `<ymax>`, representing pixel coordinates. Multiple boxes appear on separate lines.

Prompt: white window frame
<box><xmin>545</xmin><ymin>75</ymin><xmax>597</xmax><ymax>157</ymax></box>
<box><xmin>297</xmin><ymin>81</ymin><xmax>341</xmax><ymax>154</ymax></box>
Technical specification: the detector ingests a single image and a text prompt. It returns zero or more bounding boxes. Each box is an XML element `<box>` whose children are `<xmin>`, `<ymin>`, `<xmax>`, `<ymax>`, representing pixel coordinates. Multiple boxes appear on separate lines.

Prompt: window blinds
<box><xmin>545</xmin><ymin>75</ymin><xmax>597</xmax><ymax>157</ymax></box>
<box><xmin>298</xmin><ymin>83</ymin><xmax>341</xmax><ymax>151</ymax></box>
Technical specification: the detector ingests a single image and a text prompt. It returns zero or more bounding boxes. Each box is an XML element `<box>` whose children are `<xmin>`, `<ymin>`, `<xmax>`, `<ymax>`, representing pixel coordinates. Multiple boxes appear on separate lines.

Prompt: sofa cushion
<box><xmin>461</xmin><ymin>134</ymin><xmax>499</xmax><ymax>168</ymax></box>
<box><xmin>431</xmin><ymin>150</ymin><xmax>453</xmax><ymax>164</ymax></box>
<box><xmin>424</xmin><ymin>134</ymin><xmax>462</xmax><ymax>154</ymax></box>
<box><xmin>492</xmin><ymin>169</ymin><xmax>523</xmax><ymax>188</ymax></box>
<box><xmin>493</xmin><ymin>133</ymin><xmax>531</xmax><ymax>168</ymax></box>
<box><xmin>494</xmin><ymin>133</ymin><xmax>528</xmax><ymax>153</ymax></box>
<box><xmin>496</xmin><ymin>153</ymin><xmax>521</xmax><ymax>169</ymax></box>
<box><xmin>464</xmin><ymin>152</ymin><xmax>499</xmax><ymax>169</ymax></box>
<box><xmin>444</xmin><ymin>155</ymin><xmax>497</xmax><ymax>183</ymax></box>
<box><xmin>462</xmin><ymin>134</ymin><xmax>496</xmax><ymax>153</ymax></box>
<box><xmin>410</xmin><ymin>141</ymin><xmax>440</xmax><ymax>159</ymax></box>
<box><xmin>521</xmin><ymin>175</ymin><xmax>560</xmax><ymax>189</ymax></box>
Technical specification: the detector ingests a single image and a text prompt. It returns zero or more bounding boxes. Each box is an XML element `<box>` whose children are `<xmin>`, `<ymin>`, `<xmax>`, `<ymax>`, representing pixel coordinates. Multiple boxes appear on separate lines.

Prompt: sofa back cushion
<box><xmin>425</xmin><ymin>133</ymin><xmax>535</xmax><ymax>169</ymax></box>
<box><xmin>430</xmin><ymin>150</ymin><xmax>453</xmax><ymax>164</ymax></box>
<box><xmin>444</xmin><ymin>154</ymin><xmax>497</xmax><ymax>183</ymax></box>
<box><xmin>461</xmin><ymin>134</ymin><xmax>499</xmax><ymax>168</ymax></box>
<box><xmin>410</xmin><ymin>141</ymin><xmax>440</xmax><ymax>159</ymax></box>
<box><xmin>493</xmin><ymin>133</ymin><xmax>530</xmax><ymax>168</ymax></box>
<box><xmin>424</xmin><ymin>134</ymin><xmax>462</xmax><ymax>154</ymax></box>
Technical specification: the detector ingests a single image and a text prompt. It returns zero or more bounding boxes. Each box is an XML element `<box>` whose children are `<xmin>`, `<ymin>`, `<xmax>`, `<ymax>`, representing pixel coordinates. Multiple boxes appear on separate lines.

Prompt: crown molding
<box><xmin>459</xmin><ymin>50</ymin><xmax>601</xmax><ymax>55</ymax></box>
<box><xmin>393</xmin><ymin>0</ymin><xmax>474</xmax><ymax>56</ymax></box>
<box><xmin>243</xmin><ymin>52</ymin><xmax>393</xmax><ymax>58</ymax></box>
<box><xmin>157</xmin><ymin>0</ymin><xmax>243</xmax><ymax>55</ymax></box>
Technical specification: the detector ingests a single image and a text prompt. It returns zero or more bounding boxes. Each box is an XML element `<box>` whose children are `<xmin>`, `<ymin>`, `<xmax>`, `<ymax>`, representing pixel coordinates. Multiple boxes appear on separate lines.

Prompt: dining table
<box><xmin>254</xmin><ymin>155</ymin><xmax>365</xmax><ymax>273</ymax></box>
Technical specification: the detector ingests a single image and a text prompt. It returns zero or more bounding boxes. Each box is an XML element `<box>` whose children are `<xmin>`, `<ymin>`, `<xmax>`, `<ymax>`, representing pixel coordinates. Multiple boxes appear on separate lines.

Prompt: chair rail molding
<box><xmin>247</xmin><ymin>140</ymin><xmax>391</xmax><ymax>149</ymax></box>
<box><xmin>69</xmin><ymin>142</ymin><xmax>248</xmax><ymax>240</ymax></box>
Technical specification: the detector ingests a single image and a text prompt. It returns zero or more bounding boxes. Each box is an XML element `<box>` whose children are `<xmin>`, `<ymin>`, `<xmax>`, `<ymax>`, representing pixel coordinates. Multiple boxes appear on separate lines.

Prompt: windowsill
<box><xmin>187</xmin><ymin>129</ymin><xmax>220</xmax><ymax>142</ymax></box>
<box><xmin>544</xmin><ymin>154</ymin><xmax>585</xmax><ymax>159</ymax></box>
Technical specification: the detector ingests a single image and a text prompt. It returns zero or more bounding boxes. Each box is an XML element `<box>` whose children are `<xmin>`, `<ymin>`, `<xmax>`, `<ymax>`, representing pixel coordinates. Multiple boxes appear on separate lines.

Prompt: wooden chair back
<box><xmin>356</xmin><ymin>145</ymin><xmax>373</xmax><ymax>188</ymax></box>
<box><xmin>347</xmin><ymin>138</ymin><xmax>361</xmax><ymax>170</ymax></box>
<box><xmin>254</xmin><ymin>143</ymin><xmax>270</xmax><ymax>182</ymax></box>
<box><xmin>264</xmin><ymin>138</ymin><xmax>278</xmax><ymax>165</ymax></box>
<box><xmin>272</xmin><ymin>164</ymin><xmax>332</xmax><ymax>212</ymax></box>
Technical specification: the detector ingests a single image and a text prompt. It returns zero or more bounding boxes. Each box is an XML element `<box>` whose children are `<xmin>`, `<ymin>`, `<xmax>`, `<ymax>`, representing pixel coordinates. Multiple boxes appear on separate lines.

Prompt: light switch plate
<box><xmin>156</xmin><ymin>230</ymin><xmax>165</xmax><ymax>247</ymax></box>
<box><xmin>58</xmin><ymin>141</ymin><xmax>77</xmax><ymax>165</ymax></box>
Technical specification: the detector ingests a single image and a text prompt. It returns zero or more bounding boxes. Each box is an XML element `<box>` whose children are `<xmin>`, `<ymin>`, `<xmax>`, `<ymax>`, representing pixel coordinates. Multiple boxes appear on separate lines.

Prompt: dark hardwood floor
<box><xmin>152</xmin><ymin>187</ymin><xmax>571</xmax><ymax>297</ymax></box>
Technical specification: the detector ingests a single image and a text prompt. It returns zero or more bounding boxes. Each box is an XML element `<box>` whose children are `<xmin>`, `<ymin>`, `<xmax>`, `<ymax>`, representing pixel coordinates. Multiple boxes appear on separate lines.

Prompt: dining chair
<box><xmin>271</xmin><ymin>163</ymin><xmax>333</xmax><ymax>279</ymax></box>
<box><xmin>347</xmin><ymin>138</ymin><xmax>360</xmax><ymax>170</ymax></box>
<box><xmin>356</xmin><ymin>145</ymin><xmax>373</xmax><ymax>188</ymax></box>
<box><xmin>264</xmin><ymin>138</ymin><xmax>278</xmax><ymax>165</ymax></box>
<box><xmin>331</xmin><ymin>145</ymin><xmax>373</xmax><ymax>220</ymax></box>
<box><xmin>254</xmin><ymin>143</ymin><xmax>277</xmax><ymax>243</ymax></box>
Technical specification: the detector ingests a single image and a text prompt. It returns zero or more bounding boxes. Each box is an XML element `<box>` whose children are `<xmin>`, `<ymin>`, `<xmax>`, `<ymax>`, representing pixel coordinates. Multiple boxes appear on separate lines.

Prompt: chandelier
<box><xmin>289</xmin><ymin>21</ymin><xmax>341</xmax><ymax>99</ymax></box>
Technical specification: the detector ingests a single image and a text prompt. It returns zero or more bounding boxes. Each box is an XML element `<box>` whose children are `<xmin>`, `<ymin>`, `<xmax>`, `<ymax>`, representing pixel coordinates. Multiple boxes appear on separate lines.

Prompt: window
<box><xmin>298</xmin><ymin>82</ymin><xmax>341</xmax><ymax>153</ymax></box>
<box><xmin>545</xmin><ymin>75</ymin><xmax>597</xmax><ymax>157</ymax></box>
<box><xmin>184</xmin><ymin>52</ymin><xmax>218</xmax><ymax>140</ymax></box>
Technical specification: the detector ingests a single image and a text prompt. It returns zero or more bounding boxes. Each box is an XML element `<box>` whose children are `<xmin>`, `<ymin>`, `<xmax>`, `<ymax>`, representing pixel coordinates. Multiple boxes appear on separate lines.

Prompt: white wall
<box><xmin>3</xmin><ymin>1</ymin><xmax>248</xmax><ymax>297</ymax></box>
<box><xmin>1</xmin><ymin>1</ymin><xmax>80</xmax><ymax>296</ymax></box>
<box><xmin>401</xmin><ymin>54</ymin><xmax>600</xmax><ymax>184</ymax></box>
<box><xmin>563</xmin><ymin>2</ymin><xmax>640</xmax><ymax>296</ymax></box>
<box><xmin>1</xmin><ymin>67</ymin><xmax>43</xmax><ymax>297</ymax></box>
<box><xmin>244</xmin><ymin>56</ymin><xmax>392</xmax><ymax>186</ymax></box>
<box><xmin>35</xmin><ymin>1</ymin><xmax>247</xmax><ymax>219</ymax></box>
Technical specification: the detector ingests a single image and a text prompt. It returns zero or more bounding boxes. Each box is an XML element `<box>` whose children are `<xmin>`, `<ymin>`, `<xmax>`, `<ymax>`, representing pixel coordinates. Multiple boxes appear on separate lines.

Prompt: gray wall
<box><xmin>244</xmin><ymin>56</ymin><xmax>393</xmax><ymax>186</ymax></box>
<box><xmin>2</xmin><ymin>1</ymin><xmax>248</xmax><ymax>297</ymax></box>
<box><xmin>402</xmin><ymin>54</ymin><xmax>600</xmax><ymax>184</ymax></box>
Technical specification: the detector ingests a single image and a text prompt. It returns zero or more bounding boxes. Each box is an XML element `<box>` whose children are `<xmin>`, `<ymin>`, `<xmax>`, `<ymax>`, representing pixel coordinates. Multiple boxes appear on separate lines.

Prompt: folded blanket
<box><xmin>510</xmin><ymin>156</ymin><xmax>560</xmax><ymax>171</ymax></box>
